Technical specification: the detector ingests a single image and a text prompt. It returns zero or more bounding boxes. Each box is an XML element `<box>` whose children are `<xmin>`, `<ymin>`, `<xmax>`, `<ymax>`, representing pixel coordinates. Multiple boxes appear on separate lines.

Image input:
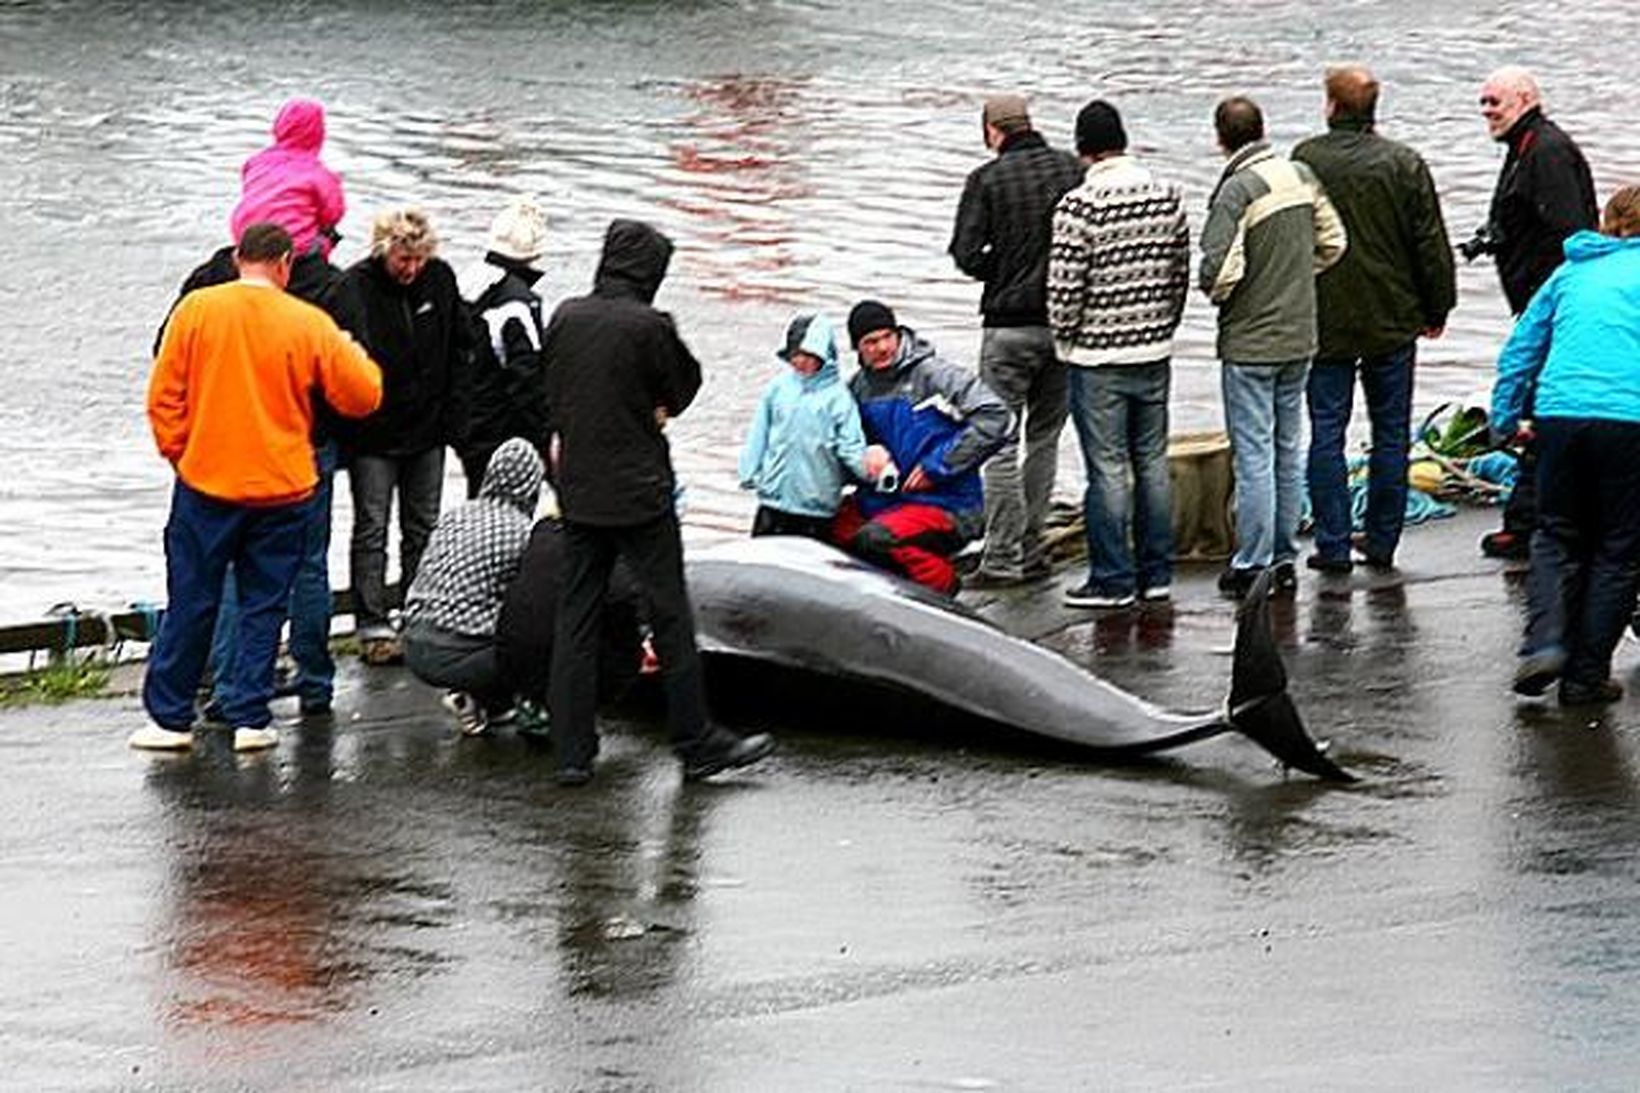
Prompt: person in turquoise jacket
<box><xmin>1494</xmin><ymin>185</ymin><xmax>1640</xmax><ymax>707</ymax></box>
<box><xmin>739</xmin><ymin>313</ymin><xmax>882</xmax><ymax>539</ymax></box>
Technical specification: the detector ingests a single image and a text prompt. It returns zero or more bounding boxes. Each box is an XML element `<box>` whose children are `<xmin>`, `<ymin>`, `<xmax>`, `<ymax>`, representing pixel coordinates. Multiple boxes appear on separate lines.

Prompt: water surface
<box><xmin>1</xmin><ymin>0</ymin><xmax>1636</xmax><ymax>617</ymax></box>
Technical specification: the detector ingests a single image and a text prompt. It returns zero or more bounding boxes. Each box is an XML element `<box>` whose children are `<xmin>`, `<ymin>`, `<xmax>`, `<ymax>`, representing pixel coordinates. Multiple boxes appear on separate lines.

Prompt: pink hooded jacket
<box><xmin>229</xmin><ymin>98</ymin><xmax>346</xmax><ymax>259</ymax></box>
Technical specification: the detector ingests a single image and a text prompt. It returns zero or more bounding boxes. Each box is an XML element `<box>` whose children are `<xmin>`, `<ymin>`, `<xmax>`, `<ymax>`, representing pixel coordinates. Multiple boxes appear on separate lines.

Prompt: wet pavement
<box><xmin>5</xmin><ymin>506</ymin><xmax>1640</xmax><ymax>1090</ymax></box>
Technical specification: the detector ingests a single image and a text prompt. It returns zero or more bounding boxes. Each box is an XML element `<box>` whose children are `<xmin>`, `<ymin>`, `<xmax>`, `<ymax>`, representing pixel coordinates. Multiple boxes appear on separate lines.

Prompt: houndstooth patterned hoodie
<box><xmin>403</xmin><ymin>437</ymin><xmax>543</xmax><ymax>637</ymax></box>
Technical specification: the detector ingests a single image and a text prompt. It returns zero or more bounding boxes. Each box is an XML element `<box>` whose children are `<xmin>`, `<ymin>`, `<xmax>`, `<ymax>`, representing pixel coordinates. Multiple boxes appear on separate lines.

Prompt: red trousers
<box><xmin>831</xmin><ymin>497</ymin><xmax>965</xmax><ymax>594</ymax></box>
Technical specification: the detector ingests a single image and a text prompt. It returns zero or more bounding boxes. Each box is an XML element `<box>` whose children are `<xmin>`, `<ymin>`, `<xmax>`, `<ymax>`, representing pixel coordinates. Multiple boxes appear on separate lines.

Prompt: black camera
<box><xmin>1458</xmin><ymin>225</ymin><xmax>1495</xmax><ymax>262</ymax></box>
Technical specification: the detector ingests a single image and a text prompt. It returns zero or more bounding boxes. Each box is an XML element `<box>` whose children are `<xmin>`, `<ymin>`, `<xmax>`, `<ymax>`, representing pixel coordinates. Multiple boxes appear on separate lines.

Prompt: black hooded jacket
<box><xmin>328</xmin><ymin>254</ymin><xmax>471</xmax><ymax>457</ymax></box>
<box><xmin>542</xmin><ymin>219</ymin><xmax>702</xmax><ymax>526</ymax></box>
<box><xmin>1487</xmin><ymin>108</ymin><xmax>1598</xmax><ymax>314</ymax></box>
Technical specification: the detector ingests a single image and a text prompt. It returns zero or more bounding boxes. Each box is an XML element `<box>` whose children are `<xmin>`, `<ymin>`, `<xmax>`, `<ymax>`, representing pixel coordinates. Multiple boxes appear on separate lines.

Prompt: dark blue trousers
<box><xmin>1306</xmin><ymin>343</ymin><xmax>1416</xmax><ymax>563</ymax></box>
<box><xmin>209</xmin><ymin>443</ymin><xmax>338</xmax><ymax>711</ymax></box>
<box><xmin>143</xmin><ymin>480</ymin><xmax>312</xmax><ymax>730</ymax></box>
<box><xmin>1524</xmin><ymin>418</ymin><xmax>1640</xmax><ymax>689</ymax></box>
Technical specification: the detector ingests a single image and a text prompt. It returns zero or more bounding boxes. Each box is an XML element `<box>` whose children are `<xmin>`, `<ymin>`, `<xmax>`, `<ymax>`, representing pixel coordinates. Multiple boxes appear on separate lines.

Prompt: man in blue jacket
<box><xmin>833</xmin><ymin>300</ymin><xmax>1010</xmax><ymax>594</ymax></box>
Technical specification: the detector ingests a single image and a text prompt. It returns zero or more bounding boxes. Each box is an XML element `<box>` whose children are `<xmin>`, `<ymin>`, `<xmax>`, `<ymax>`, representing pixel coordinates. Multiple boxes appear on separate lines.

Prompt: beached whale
<box><xmin>686</xmin><ymin>537</ymin><xmax>1352</xmax><ymax>781</ymax></box>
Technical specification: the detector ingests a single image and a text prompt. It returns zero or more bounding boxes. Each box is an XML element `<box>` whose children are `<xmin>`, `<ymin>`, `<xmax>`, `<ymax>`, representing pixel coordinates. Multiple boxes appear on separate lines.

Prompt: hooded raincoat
<box><xmin>1492</xmin><ymin>231</ymin><xmax>1640</xmax><ymax>433</ymax></box>
<box><xmin>738</xmin><ymin>314</ymin><xmax>869</xmax><ymax>518</ymax></box>
<box><xmin>230</xmin><ymin>99</ymin><xmax>346</xmax><ymax>260</ymax></box>
<box><xmin>542</xmin><ymin>219</ymin><xmax>702</xmax><ymax>526</ymax></box>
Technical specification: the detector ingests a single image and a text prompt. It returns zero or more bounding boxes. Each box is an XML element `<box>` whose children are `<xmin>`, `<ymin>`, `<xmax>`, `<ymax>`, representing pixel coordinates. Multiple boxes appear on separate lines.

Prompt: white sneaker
<box><xmin>1141</xmin><ymin>585</ymin><xmax>1172</xmax><ymax>602</ymax></box>
<box><xmin>441</xmin><ymin>691</ymin><xmax>489</xmax><ymax>736</ymax></box>
<box><xmin>128</xmin><ymin>725</ymin><xmax>194</xmax><ymax>751</ymax></box>
<box><xmin>232</xmin><ymin>726</ymin><xmax>279</xmax><ymax>752</ymax></box>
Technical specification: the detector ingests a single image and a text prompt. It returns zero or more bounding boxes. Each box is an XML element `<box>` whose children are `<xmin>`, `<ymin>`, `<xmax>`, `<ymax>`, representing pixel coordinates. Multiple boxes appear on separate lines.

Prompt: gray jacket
<box><xmin>1198</xmin><ymin>142</ymin><xmax>1347</xmax><ymax>363</ymax></box>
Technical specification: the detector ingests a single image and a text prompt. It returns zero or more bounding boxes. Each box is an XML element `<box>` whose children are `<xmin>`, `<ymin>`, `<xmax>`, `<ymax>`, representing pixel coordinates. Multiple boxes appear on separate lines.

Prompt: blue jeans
<box><xmin>978</xmin><ymin>326</ymin><xmax>1068</xmax><ymax>575</ymax></box>
<box><xmin>347</xmin><ymin>447</ymin><xmax>446</xmax><ymax>637</ymax></box>
<box><xmin>1068</xmin><ymin>362</ymin><xmax>1173</xmax><ymax>595</ymax></box>
<box><xmin>1222</xmin><ymin>360</ymin><xmax>1309</xmax><ymax>570</ymax></box>
<box><xmin>1306</xmin><ymin>344</ymin><xmax>1415</xmax><ymax>562</ymax></box>
<box><xmin>1523</xmin><ymin>418</ymin><xmax>1640</xmax><ymax>689</ymax></box>
<box><xmin>143</xmin><ymin>481</ymin><xmax>311</xmax><ymax>730</ymax></box>
<box><xmin>210</xmin><ymin>445</ymin><xmax>338</xmax><ymax>710</ymax></box>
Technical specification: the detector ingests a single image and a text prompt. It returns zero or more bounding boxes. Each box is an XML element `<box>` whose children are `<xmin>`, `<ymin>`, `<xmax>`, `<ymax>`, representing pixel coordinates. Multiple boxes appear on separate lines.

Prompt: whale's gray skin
<box><xmin>687</xmin><ymin>537</ymin><xmax>1352</xmax><ymax>781</ymax></box>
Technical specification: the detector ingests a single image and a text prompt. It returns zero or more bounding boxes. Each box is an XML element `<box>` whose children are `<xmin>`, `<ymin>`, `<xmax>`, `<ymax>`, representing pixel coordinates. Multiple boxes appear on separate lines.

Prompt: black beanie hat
<box><xmin>847</xmin><ymin>299</ymin><xmax>897</xmax><ymax>347</ymax></box>
<box><xmin>1075</xmin><ymin>100</ymin><xmax>1127</xmax><ymax>157</ymax></box>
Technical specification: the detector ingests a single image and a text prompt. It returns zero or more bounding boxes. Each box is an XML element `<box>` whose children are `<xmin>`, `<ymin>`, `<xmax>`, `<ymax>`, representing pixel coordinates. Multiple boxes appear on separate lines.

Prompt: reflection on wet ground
<box><xmin>4</xmin><ymin>0</ymin><xmax>1640</xmax><ymax>614</ymax></box>
<box><xmin>4</xmin><ymin>510</ymin><xmax>1640</xmax><ymax>1085</ymax></box>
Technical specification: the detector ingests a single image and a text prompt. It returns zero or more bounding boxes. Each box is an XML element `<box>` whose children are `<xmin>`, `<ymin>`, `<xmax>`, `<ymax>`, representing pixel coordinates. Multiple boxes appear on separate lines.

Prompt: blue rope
<box><xmin>45</xmin><ymin>602</ymin><xmax>79</xmax><ymax>662</ymax></box>
<box><xmin>129</xmin><ymin>601</ymin><xmax>163</xmax><ymax>643</ymax></box>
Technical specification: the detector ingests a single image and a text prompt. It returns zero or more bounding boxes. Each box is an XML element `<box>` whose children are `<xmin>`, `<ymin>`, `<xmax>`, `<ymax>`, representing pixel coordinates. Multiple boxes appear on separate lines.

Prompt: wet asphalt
<box><xmin>4</xmin><ymin>506</ymin><xmax>1640</xmax><ymax>1091</ymax></box>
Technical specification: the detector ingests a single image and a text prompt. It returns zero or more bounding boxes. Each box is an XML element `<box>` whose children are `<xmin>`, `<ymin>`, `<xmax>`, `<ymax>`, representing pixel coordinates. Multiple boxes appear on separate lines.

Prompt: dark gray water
<box><xmin>2</xmin><ymin>0</ymin><xmax>1638</xmax><ymax>617</ymax></box>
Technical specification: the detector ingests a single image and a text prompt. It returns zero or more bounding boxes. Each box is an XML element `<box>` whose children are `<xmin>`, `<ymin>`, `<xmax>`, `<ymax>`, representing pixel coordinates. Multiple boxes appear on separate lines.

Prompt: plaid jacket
<box><xmin>949</xmin><ymin>130</ymin><xmax>1085</xmax><ymax>327</ymax></box>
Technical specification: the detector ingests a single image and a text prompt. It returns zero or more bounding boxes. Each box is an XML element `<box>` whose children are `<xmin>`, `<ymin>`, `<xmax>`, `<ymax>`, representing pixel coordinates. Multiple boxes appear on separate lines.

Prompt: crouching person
<box><xmin>834</xmin><ymin>300</ymin><xmax>1010</xmax><ymax>594</ymax></box>
<box><xmin>402</xmin><ymin>437</ymin><xmax>542</xmax><ymax>735</ymax></box>
<box><xmin>494</xmin><ymin>518</ymin><xmax>649</xmax><ymax>726</ymax></box>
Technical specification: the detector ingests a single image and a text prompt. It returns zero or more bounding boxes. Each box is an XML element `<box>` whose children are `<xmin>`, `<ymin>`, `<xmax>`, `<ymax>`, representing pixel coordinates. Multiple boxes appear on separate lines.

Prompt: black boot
<box><xmin>682</xmin><ymin>728</ymin><xmax>776</xmax><ymax>781</ymax></box>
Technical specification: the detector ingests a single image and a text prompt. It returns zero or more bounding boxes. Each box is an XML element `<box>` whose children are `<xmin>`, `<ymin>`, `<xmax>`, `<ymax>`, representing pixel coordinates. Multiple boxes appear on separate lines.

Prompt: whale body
<box><xmin>686</xmin><ymin>537</ymin><xmax>1351</xmax><ymax>781</ymax></box>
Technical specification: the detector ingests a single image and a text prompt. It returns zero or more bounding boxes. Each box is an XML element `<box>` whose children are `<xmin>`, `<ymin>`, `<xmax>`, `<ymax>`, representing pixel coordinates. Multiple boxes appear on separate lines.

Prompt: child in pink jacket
<box><xmin>229</xmin><ymin>98</ymin><xmax>345</xmax><ymax>259</ymax></box>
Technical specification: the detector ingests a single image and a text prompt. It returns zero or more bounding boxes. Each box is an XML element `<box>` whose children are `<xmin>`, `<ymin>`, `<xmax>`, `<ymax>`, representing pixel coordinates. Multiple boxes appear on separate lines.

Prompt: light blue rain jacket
<box><xmin>1493</xmin><ymin>231</ymin><xmax>1640</xmax><ymax>434</ymax></box>
<box><xmin>738</xmin><ymin>314</ymin><xmax>871</xmax><ymax>518</ymax></box>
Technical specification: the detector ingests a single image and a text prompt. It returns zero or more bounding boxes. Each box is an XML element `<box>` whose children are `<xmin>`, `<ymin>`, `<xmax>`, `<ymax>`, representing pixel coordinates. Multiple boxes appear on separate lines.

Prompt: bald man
<box><xmin>1466</xmin><ymin>67</ymin><xmax>1598</xmax><ymax>561</ymax></box>
<box><xmin>1468</xmin><ymin>66</ymin><xmax>1597</xmax><ymax>314</ymax></box>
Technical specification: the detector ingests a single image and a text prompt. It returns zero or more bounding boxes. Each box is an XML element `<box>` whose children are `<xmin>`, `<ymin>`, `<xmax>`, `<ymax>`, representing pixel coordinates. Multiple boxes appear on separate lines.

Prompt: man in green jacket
<box><xmin>1294</xmin><ymin>65</ymin><xmax>1456</xmax><ymax>573</ymax></box>
<box><xmin>1200</xmin><ymin>96</ymin><xmax>1347</xmax><ymax>599</ymax></box>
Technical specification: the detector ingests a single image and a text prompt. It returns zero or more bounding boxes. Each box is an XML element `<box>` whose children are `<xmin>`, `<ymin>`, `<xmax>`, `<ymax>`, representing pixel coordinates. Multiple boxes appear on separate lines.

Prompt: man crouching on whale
<box><xmin>834</xmin><ymin>300</ymin><xmax>1010</xmax><ymax>594</ymax></box>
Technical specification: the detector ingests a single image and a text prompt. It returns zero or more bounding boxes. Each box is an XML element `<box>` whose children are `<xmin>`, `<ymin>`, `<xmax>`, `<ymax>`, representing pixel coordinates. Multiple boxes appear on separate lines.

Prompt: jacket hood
<box><xmin>594</xmin><ymin>219</ymin><xmax>673</xmax><ymax>303</ymax></box>
<box><xmin>784</xmin><ymin>312</ymin><xmax>842</xmax><ymax>389</ymax></box>
<box><xmin>888</xmin><ymin>327</ymin><xmax>936</xmax><ymax>376</ymax></box>
<box><xmin>1563</xmin><ymin>230</ymin><xmax>1640</xmax><ymax>262</ymax></box>
<box><xmin>272</xmin><ymin>98</ymin><xmax>326</xmax><ymax>153</ymax></box>
<box><xmin>478</xmin><ymin>437</ymin><xmax>544</xmax><ymax>516</ymax></box>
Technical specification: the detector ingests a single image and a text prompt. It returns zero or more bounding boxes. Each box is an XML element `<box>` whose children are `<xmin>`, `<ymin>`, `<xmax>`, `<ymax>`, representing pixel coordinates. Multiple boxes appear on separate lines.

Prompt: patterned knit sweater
<box><xmin>1047</xmin><ymin>156</ymin><xmax>1190</xmax><ymax>366</ymax></box>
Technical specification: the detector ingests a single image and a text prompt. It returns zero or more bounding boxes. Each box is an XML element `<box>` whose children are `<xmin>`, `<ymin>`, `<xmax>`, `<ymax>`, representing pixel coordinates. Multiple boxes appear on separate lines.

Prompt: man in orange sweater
<box><xmin>132</xmin><ymin>222</ymin><xmax>382</xmax><ymax>752</ymax></box>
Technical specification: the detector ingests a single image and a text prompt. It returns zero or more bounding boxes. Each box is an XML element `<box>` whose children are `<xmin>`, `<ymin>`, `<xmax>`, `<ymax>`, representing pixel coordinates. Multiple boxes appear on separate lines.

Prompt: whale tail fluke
<box><xmin>1226</xmin><ymin>570</ymin><xmax>1356</xmax><ymax>782</ymax></box>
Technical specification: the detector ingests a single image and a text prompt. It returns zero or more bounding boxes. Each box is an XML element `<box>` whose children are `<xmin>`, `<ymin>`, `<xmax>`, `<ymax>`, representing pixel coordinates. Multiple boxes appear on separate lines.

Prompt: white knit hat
<box><xmin>488</xmin><ymin>197</ymin><xmax>546</xmax><ymax>263</ymax></box>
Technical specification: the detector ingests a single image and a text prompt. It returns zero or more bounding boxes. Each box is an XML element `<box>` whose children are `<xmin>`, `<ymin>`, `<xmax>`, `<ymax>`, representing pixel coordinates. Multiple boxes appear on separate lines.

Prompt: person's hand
<box><xmin>903</xmin><ymin>465</ymin><xmax>931</xmax><ymax>492</ymax></box>
<box><xmin>654</xmin><ymin>407</ymin><xmax>669</xmax><ymax>428</ymax></box>
<box><xmin>1420</xmin><ymin>325</ymin><xmax>1445</xmax><ymax>340</ymax></box>
<box><xmin>1489</xmin><ymin>422</ymin><xmax>1533</xmax><ymax>449</ymax></box>
<box><xmin>863</xmin><ymin>444</ymin><xmax>893</xmax><ymax>480</ymax></box>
